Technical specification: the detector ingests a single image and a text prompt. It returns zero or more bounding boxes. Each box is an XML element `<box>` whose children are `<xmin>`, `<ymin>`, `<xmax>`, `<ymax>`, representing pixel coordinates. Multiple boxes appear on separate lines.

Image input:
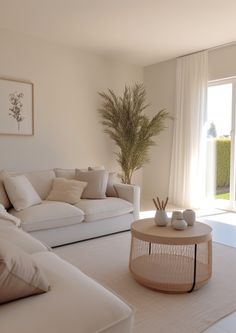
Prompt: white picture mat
<box><xmin>0</xmin><ymin>78</ymin><xmax>33</xmax><ymax>135</ymax></box>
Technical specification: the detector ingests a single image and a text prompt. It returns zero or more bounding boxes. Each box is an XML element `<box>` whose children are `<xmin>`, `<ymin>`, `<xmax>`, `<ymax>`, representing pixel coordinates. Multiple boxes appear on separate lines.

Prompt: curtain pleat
<box><xmin>169</xmin><ymin>51</ymin><xmax>208</xmax><ymax>208</ymax></box>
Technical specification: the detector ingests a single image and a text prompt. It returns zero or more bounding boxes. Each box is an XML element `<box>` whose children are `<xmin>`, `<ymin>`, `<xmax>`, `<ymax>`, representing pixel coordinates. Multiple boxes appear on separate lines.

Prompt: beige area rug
<box><xmin>54</xmin><ymin>232</ymin><xmax>236</xmax><ymax>333</ymax></box>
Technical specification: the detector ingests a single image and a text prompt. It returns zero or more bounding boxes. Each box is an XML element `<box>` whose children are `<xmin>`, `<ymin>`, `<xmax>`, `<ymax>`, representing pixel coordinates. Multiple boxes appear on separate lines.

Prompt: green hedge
<box><xmin>216</xmin><ymin>138</ymin><xmax>231</xmax><ymax>188</ymax></box>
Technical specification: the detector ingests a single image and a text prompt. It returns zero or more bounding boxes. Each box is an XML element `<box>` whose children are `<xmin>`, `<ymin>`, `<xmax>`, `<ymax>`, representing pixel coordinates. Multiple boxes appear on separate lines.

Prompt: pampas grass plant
<box><xmin>99</xmin><ymin>83</ymin><xmax>169</xmax><ymax>184</ymax></box>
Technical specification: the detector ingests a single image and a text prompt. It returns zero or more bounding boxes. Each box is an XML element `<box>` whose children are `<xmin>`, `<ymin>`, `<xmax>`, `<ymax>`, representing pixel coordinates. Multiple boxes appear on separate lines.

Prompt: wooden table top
<box><xmin>131</xmin><ymin>218</ymin><xmax>212</xmax><ymax>245</ymax></box>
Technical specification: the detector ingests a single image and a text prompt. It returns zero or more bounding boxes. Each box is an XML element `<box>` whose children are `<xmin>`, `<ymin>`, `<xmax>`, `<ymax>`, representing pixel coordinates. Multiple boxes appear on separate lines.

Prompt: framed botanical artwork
<box><xmin>0</xmin><ymin>77</ymin><xmax>34</xmax><ymax>135</ymax></box>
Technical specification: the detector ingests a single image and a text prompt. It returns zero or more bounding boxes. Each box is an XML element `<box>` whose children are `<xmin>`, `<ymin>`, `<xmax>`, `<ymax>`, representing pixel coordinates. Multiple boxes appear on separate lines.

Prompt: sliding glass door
<box><xmin>206</xmin><ymin>79</ymin><xmax>236</xmax><ymax>209</ymax></box>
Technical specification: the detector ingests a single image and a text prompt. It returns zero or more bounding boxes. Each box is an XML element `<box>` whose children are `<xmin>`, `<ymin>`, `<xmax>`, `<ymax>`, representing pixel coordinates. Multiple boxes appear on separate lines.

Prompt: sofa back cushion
<box><xmin>54</xmin><ymin>168</ymin><xmax>75</xmax><ymax>179</ymax></box>
<box><xmin>4</xmin><ymin>175</ymin><xmax>42</xmax><ymax>211</ymax></box>
<box><xmin>0</xmin><ymin>170</ymin><xmax>11</xmax><ymax>209</ymax></box>
<box><xmin>23</xmin><ymin>170</ymin><xmax>55</xmax><ymax>200</ymax></box>
<box><xmin>0</xmin><ymin>239</ymin><xmax>50</xmax><ymax>304</ymax></box>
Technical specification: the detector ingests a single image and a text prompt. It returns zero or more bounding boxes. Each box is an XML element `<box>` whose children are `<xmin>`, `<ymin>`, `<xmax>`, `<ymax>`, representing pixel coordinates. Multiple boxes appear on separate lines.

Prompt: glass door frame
<box><xmin>208</xmin><ymin>77</ymin><xmax>236</xmax><ymax>211</ymax></box>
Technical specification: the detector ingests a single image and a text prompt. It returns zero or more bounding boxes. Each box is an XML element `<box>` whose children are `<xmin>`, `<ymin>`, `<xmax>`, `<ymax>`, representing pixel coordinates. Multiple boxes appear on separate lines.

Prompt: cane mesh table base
<box><xmin>129</xmin><ymin>220</ymin><xmax>212</xmax><ymax>293</ymax></box>
<box><xmin>130</xmin><ymin>239</ymin><xmax>212</xmax><ymax>293</ymax></box>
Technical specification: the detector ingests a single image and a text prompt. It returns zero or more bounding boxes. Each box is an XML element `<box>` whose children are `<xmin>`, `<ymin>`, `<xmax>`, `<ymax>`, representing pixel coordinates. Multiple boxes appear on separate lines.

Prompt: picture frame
<box><xmin>0</xmin><ymin>77</ymin><xmax>34</xmax><ymax>136</ymax></box>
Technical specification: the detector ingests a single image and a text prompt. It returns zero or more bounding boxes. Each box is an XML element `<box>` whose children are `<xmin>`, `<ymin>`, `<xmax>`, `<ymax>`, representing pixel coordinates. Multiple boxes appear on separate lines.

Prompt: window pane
<box><xmin>206</xmin><ymin>83</ymin><xmax>232</xmax><ymax>202</ymax></box>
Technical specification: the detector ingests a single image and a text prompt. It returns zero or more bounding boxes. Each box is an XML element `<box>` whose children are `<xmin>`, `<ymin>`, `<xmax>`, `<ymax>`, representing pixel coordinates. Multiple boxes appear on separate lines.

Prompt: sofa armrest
<box><xmin>114</xmin><ymin>183</ymin><xmax>140</xmax><ymax>220</ymax></box>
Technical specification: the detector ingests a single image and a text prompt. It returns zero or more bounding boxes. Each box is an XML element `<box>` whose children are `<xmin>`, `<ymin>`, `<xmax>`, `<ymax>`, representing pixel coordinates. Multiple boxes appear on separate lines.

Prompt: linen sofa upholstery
<box><xmin>0</xmin><ymin>223</ymin><xmax>49</xmax><ymax>254</ymax></box>
<box><xmin>75</xmin><ymin>197</ymin><xmax>133</xmax><ymax>222</ymax></box>
<box><xmin>0</xmin><ymin>219</ymin><xmax>134</xmax><ymax>333</ymax></box>
<box><xmin>3</xmin><ymin>168</ymin><xmax>140</xmax><ymax>247</ymax></box>
<box><xmin>9</xmin><ymin>201</ymin><xmax>84</xmax><ymax>232</ymax></box>
<box><xmin>29</xmin><ymin>214</ymin><xmax>134</xmax><ymax>247</ymax></box>
<box><xmin>114</xmin><ymin>183</ymin><xmax>140</xmax><ymax>220</ymax></box>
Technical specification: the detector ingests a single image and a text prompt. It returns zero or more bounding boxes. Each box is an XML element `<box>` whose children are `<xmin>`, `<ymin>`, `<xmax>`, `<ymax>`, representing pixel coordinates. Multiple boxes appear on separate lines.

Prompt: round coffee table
<box><xmin>129</xmin><ymin>218</ymin><xmax>212</xmax><ymax>293</ymax></box>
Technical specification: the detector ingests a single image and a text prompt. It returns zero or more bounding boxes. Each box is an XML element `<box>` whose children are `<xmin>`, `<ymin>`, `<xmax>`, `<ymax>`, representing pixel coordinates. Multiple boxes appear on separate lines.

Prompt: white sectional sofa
<box><xmin>0</xmin><ymin>220</ymin><xmax>134</xmax><ymax>333</ymax></box>
<box><xmin>2</xmin><ymin>169</ymin><xmax>140</xmax><ymax>247</ymax></box>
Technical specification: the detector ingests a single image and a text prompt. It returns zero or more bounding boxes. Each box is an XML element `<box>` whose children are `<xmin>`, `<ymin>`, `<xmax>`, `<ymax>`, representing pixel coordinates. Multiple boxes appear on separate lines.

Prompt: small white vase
<box><xmin>171</xmin><ymin>211</ymin><xmax>183</xmax><ymax>222</ymax></box>
<box><xmin>172</xmin><ymin>219</ymin><xmax>188</xmax><ymax>230</ymax></box>
<box><xmin>154</xmin><ymin>210</ymin><xmax>168</xmax><ymax>227</ymax></box>
<box><xmin>183</xmin><ymin>209</ymin><xmax>195</xmax><ymax>226</ymax></box>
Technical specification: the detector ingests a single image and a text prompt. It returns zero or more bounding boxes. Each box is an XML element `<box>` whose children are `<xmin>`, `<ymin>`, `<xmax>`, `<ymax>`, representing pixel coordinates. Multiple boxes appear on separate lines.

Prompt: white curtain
<box><xmin>169</xmin><ymin>51</ymin><xmax>208</xmax><ymax>208</ymax></box>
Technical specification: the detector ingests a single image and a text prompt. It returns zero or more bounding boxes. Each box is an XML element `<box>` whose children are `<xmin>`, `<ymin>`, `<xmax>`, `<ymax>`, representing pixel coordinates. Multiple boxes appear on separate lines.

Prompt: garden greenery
<box><xmin>216</xmin><ymin>138</ymin><xmax>230</xmax><ymax>188</ymax></box>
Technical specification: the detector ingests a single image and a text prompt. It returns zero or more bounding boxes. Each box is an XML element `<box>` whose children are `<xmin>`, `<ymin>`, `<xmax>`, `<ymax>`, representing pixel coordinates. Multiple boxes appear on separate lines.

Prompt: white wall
<box><xmin>0</xmin><ymin>29</ymin><xmax>143</xmax><ymax>185</ymax></box>
<box><xmin>209</xmin><ymin>44</ymin><xmax>236</xmax><ymax>81</ymax></box>
<box><xmin>143</xmin><ymin>59</ymin><xmax>176</xmax><ymax>201</ymax></box>
<box><xmin>143</xmin><ymin>44</ymin><xmax>236</xmax><ymax>202</ymax></box>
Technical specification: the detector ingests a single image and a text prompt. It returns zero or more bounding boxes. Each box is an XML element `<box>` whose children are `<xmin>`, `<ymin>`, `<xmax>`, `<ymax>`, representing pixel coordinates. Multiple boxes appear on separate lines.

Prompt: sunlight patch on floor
<box><xmin>139</xmin><ymin>209</ymin><xmax>173</xmax><ymax>219</ymax></box>
<box><xmin>200</xmin><ymin>212</ymin><xmax>236</xmax><ymax>226</ymax></box>
<box><xmin>139</xmin><ymin>210</ymin><xmax>155</xmax><ymax>219</ymax></box>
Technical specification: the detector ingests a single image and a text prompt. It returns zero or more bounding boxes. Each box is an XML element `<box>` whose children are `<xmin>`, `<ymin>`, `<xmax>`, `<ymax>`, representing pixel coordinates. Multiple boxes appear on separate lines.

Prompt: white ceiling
<box><xmin>0</xmin><ymin>0</ymin><xmax>236</xmax><ymax>66</ymax></box>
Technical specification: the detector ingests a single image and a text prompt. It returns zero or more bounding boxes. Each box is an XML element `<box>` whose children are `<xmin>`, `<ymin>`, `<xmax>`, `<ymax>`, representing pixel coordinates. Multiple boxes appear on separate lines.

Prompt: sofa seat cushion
<box><xmin>9</xmin><ymin>201</ymin><xmax>84</xmax><ymax>232</ymax></box>
<box><xmin>0</xmin><ymin>224</ymin><xmax>49</xmax><ymax>254</ymax></box>
<box><xmin>0</xmin><ymin>251</ymin><xmax>133</xmax><ymax>333</ymax></box>
<box><xmin>75</xmin><ymin>197</ymin><xmax>133</xmax><ymax>222</ymax></box>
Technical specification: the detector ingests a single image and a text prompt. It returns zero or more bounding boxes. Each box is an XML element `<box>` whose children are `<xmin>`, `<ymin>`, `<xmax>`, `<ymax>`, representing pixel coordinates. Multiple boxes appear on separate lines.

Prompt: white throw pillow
<box><xmin>46</xmin><ymin>178</ymin><xmax>87</xmax><ymax>204</ymax></box>
<box><xmin>4</xmin><ymin>175</ymin><xmax>42</xmax><ymax>211</ymax></box>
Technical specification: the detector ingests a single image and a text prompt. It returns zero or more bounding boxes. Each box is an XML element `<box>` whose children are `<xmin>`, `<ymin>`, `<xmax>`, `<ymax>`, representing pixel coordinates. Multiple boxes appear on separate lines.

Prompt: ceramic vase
<box><xmin>171</xmin><ymin>211</ymin><xmax>183</xmax><ymax>222</ymax></box>
<box><xmin>172</xmin><ymin>219</ymin><xmax>188</xmax><ymax>230</ymax></box>
<box><xmin>154</xmin><ymin>210</ymin><xmax>168</xmax><ymax>227</ymax></box>
<box><xmin>183</xmin><ymin>209</ymin><xmax>195</xmax><ymax>226</ymax></box>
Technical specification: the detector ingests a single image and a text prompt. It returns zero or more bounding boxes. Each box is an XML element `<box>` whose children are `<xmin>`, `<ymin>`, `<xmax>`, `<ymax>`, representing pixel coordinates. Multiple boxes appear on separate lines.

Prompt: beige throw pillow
<box><xmin>3</xmin><ymin>175</ymin><xmax>42</xmax><ymax>211</ymax></box>
<box><xmin>76</xmin><ymin>169</ymin><xmax>108</xmax><ymax>199</ymax></box>
<box><xmin>0</xmin><ymin>170</ymin><xmax>11</xmax><ymax>209</ymax></box>
<box><xmin>88</xmin><ymin>167</ymin><xmax>117</xmax><ymax>197</ymax></box>
<box><xmin>46</xmin><ymin>178</ymin><xmax>87</xmax><ymax>204</ymax></box>
<box><xmin>106</xmin><ymin>172</ymin><xmax>118</xmax><ymax>197</ymax></box>
<box><xmin>0</xmin><ymin>239</ymin><xmax>50</xmax><ymax>304</ymax></box>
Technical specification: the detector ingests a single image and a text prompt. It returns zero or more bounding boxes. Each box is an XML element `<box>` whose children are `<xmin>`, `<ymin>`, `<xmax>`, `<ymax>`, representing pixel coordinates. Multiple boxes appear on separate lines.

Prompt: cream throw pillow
<box><xmin>76</xmin><ymin>169</ymin><xmax>108</xmax><ymax>199</ymax></box>
<box><xmin>46</xmin><ymin>178</ymin><xmax>87</xmax><ymax>204</ymax></box>
<box><xmin>3</xmin><ymin>175</ymin><xmax>42</xmax><ymax>211</ymax></box>
<box><xmin>0</xmin><ymin>239</ymin><xmax>50</xmax><ymax>304</ymax></box>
